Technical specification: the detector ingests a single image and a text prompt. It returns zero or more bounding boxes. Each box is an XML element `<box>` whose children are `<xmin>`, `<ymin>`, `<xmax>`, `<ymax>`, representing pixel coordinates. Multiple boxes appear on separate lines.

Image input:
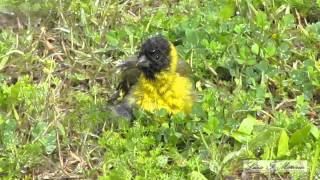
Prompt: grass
<box><xmin>0</xmin><ymin>0</ymin><xmax>320</xmax><ymax>179</ymax></box>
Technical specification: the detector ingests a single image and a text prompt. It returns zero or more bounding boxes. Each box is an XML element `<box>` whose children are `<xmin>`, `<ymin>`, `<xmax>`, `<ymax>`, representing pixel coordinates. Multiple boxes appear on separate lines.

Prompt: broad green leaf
<box><xmin>251</xmin><ymin>43</ymin><xmax>260</xmax><ymax>55</ymax></box>
<box><xmin>289</xmin><ymin>124</ymin><xmax>311</xmax><ymax>145</ymax></box>
<box><xmin>219</xmin><ymin>3</ymin><xmax>235</xmax><ymax>20</ymax></box>
<box><xmin>106</xmin><ymin>33</ymin><xmax>119</xmax><ymax>46</ymax></box>
<box><xmin>310</xmin><ymin>125</ymin><xmax>319</xmax><ymax>139</ymax></box>
<box><xmin>264</xmin><ymin>41</ymin><xmax>277</xmax><ymax>58</ymax></box>
<box><xmin>238</xmin><ymin>115</ymin><xmax>256</xmax><ymax>135</ymax></box>
<box><xmin>256</xmin><ymin>60</ymin><xmax>269</xmax><ymax>72</ymax></box>
<box><xmin>239</xmin><ymin>47</ymin><xmax>249</xmax><ymax>59</ymax></box>
<box><xmin>231</xmin><ymin>131</ymin><xmax>251</xmax><ymax>143</ymax></box>
<box><xmin>249</xmin><ymin>126</ymin><xmax>281</xmax><ymax>152</ymax></box>
<box><xmin>42</xmin><ymin>129</ymin><xmax>56</xmax><ymax>154</ymax></box>
<box><xmin>255</xmin><ymin>11</ymin><xmax>270</xmax><ymax>30</ymax></box>
<box><xmin>32</xmin><ymin>122</ymin><xmax>56</xmax><ymax>154</ymax></box>
<box><xmin>209</xmin><ymin>160</ymin><xmax>220</xmax><ymax>174</ymax></box>
<box><xmin>279</xmin><ymin>14</ymin><xmax>295</xmax><ymax>30</ymax></box>
<box><xmin>256</xmin><ymin>85</ymin><xmax>266</xmax><ymax>104</ymax></box>
<box><xmin>277</xmin><ymin>130</ymin><xmax>289</xmax><ymax>157</ymax></box>
<box><xmin>236</xmin><ymin>57</ymin><xmax>245</xmax><ymax>65</ymax></box>
<box><xmin>32</xmin><ymin>121</ymin><xmax>48</xmax><ymax>138</ymax></box>
<box><xmin>246</xmin><ymin>57</ymin><xmax>257</xmax><ymax>65</ymax></box>
<box><xmin>238</xmin><ymin>47</ymin><xmax>250</xmax><ymax>65</ymax></box>
<box><xmin>203</xmin><ymin>111</ymin><xmax>219</xmax><ymax>134</ymax></box>
<box><xmin>234</xmin><ymin>24</ymin><xmax>246</xmax><ymax>34</ymax></box>
<box><xmin>157</xmin><ymin>155</ymin><xmax>168</xmax><ymax>167</ymax></box>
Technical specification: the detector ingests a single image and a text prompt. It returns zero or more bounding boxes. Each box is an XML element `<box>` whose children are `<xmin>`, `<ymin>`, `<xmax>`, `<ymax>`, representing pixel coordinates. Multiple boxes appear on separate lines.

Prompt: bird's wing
<box><xmin>108</xmin><ymin>56</ymin><xmax>141</xmax><ymax>103</ymax></box>
<box><xmin>176</xmin><ymin>59</ymin><xmax>192</xmax><ymax>77</ymax></box>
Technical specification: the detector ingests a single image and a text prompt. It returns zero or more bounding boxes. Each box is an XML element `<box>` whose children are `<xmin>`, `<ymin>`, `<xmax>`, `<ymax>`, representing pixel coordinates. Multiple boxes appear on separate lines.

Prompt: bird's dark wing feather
<box><xmin>176</xmin><ymin>59</ymin><xmax>192</xmax><ymax>77</ymax></box>
<box><xmin>108</xmin><ymin>56</ymin><xmax>141</xmax><ymax>103</ymax></box>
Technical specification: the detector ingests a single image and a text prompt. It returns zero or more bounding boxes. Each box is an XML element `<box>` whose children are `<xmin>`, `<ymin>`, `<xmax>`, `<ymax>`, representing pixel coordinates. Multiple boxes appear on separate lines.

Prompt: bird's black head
<box><xmin>136</xmin><ymin>35</ymin><xmax>171</xmax><ymax>80</ymax></box>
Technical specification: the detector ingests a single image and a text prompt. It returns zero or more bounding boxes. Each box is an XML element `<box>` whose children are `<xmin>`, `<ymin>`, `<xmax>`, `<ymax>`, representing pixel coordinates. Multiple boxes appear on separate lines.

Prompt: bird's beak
<box><xmin>136</xmin><ymin>55</ymin><xmax>150</xmax><ymax>68</ymax></box>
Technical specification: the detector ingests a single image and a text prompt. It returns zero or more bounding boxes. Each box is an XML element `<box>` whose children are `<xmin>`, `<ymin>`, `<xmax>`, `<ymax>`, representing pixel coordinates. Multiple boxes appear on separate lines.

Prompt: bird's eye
<box><xmin>155</xmin><ymin>54</ymin><xmax>160</xmax><ymax>60</ymax></box>
<box><xmin>151</xmin><ymin>49</ymin><xmax>160</xmax><ymax>60</ymax></box>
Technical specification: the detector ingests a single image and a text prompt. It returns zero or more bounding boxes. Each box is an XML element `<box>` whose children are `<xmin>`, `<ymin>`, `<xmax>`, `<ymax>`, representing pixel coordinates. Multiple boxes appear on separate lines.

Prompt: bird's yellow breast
<box><xmin>130</xmin><ymin>72</ymin><xmax>193</xmax><ymax>114</ymax></box>
<box><xmin>129</xmin><ymin>43</ymin><xmax>193</xmax><ymax>114</ymax></box>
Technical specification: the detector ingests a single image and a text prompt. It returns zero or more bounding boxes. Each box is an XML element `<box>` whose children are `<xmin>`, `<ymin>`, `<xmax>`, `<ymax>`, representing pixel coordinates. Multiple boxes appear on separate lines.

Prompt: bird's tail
<box><xmin>107</xmin><ymin>100</ymin><xmax>133</xmax><ymax>121</ymax></box>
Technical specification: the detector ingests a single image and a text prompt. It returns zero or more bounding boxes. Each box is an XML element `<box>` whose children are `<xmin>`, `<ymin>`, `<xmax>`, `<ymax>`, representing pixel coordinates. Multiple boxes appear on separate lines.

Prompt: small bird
<box><xmin>109</xmin><ymin>35</ymin><xmax>194</xmax><ymax>120</ymax></box>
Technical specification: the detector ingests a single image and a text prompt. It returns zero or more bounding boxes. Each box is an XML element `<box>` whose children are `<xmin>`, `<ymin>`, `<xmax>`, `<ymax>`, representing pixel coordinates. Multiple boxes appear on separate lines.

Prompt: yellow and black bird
<box><xmin>110</xmin><ymin>35</ymin><xmax>194</xmax><ymax>120</ymax></box>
